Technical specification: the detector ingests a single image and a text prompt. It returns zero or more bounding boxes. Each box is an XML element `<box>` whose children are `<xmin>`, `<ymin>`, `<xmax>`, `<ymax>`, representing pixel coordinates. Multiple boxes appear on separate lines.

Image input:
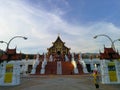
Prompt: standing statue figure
<box><xmin>49</xmin><ymin>54</ymin><xmax>53</xmax><ymax>62</ymax></box>
<box><xmin>65</xmin><ymin>54</ymin><xmax>69</xmax><ymax>62</ymax></box>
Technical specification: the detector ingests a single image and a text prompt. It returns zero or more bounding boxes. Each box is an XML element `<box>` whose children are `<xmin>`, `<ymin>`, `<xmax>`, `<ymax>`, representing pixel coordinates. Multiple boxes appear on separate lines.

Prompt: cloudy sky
<box><xmin>0</xmin><ymin>0</ymin><xmax>120</xmax><ymax>54</ymax></box>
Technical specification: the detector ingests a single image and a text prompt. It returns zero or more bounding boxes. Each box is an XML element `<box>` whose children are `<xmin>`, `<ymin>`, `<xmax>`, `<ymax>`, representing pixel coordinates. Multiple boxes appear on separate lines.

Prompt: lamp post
<box><xmin>6</xmin><ymin>36</ymin><xmax>27</xmax><ymax>50</ymax></box>
<box><xmin>0</xmin><ymin>36</ymin><xmax>27</xmax><ymax>52</ymax></box>
<box><xmin>93</xmin><ymin>34</ymin><xmax>120</xmax><ymax>50</ymax></box>
<box><xmin>0</xmin><ymin>41</ymin><xmax>8</xmax><ymax>55</ymax></box>
<box><xmin>0</xmin><ymin>41</ymin><xmax>8</xmax><ymax>54</ymax></box>
<box><xmin>0</xmin><ymin>41</ymin><xmax>8</xmax><ymax>45</ymax></box>
<box><xmin>0</xmin><ymin>36</ymin><xmax>27</xmax><ymax>62</ymax></box>
<box><xmin>113</xmin><ymin>39</ymin><xmax>120</xmax><ymax>44</ymax></box>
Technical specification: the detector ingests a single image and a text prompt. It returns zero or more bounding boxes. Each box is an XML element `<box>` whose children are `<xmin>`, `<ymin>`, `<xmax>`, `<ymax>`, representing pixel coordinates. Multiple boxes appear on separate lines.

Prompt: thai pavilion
<box><xmin>31</xmin><ymin>35</ymin><xmax>84</xmax><ymax>75</ymax></box>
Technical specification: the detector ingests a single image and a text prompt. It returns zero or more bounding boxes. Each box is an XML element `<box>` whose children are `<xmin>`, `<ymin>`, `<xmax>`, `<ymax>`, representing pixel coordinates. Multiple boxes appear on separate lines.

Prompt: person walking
<box><xmin>93</xmin><ymin>69</ymin><xmax>99</xmax><ymax>89</ymax></box>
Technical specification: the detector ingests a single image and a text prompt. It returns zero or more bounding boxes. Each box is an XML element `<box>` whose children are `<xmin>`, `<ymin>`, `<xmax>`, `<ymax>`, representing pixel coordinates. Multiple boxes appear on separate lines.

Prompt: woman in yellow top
<box><xmin>93</xmin><ymin>70</ymin><xmax>99</xmax><ymax>89</ymax></box>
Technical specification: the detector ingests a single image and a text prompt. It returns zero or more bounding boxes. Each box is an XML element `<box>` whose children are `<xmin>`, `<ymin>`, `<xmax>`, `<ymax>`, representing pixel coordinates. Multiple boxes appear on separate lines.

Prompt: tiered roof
<box><xmin>100</xmin><ymin>47</ymin><xmax>120</xmax><ymax>60</ymax></box>
<box><xmin>47</xmin><ymin>35</ymin><xmax>70</xmax><ymax>55</ymax></box>
<box><xmin>0</xmin><ymin>48</ymin><xmax>21</xmax><ymax>62</ymax></box>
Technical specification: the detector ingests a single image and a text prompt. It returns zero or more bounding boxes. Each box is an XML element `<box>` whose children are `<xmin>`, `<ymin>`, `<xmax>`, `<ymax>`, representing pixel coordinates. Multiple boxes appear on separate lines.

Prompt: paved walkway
<box><xmin>0</xmin><ymin>75</ymin><xmax>120</xmax><ymax>90</ymax></box>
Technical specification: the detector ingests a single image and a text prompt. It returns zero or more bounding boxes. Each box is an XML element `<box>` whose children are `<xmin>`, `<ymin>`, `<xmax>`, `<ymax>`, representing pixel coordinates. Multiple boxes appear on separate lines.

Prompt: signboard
<box><xmin>108</xmin><ymin>62</ymin><xmax>117</xmax><ymax>82</ymax></box>
<box><xmin>4</xmin><ymin>64</ymin><xmax>13</xmax><ymax>83</ymax></box>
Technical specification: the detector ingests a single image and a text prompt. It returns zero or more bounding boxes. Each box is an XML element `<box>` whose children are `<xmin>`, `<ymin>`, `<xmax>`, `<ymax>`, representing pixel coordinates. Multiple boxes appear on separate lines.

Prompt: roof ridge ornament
<box><xmin>58</xmin><ymin>33</ymin><xmax>60</xmax><ymax>37</ymax></box>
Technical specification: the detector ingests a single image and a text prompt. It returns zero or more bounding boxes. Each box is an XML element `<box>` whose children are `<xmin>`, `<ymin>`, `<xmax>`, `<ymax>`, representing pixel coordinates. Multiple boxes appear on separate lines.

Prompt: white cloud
<box><xmin>0</xmin><ymin>0</ymin><xmax>120</xmax><ymax>54</ymax></box>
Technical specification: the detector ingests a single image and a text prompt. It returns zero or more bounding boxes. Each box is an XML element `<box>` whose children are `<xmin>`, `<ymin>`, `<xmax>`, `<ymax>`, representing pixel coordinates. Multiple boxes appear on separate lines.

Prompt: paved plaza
<box><xmin>0</xmin><ymin>75</ymin><xmax>120</xmax><ymax>90</ymax></box>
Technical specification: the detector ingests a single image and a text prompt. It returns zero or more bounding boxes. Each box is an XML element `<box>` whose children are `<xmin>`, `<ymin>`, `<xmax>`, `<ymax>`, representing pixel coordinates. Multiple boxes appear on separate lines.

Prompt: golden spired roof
<box><xmin>54</xmin><ymin>35</ymin><xmax>64</xmax><ymax>44</ymax></box>
<box><xmin>47</xmin><ymin>35</ymin><xmax>70</xmax><ymax>55</ymax></box>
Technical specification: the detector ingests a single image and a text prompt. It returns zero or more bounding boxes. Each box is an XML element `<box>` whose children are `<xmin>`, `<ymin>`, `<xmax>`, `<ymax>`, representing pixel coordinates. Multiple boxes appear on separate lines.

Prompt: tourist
<box><xmin>93</xmin><ymin>70</ymin><xmax>99</xmax><ymax>89</ymax></box>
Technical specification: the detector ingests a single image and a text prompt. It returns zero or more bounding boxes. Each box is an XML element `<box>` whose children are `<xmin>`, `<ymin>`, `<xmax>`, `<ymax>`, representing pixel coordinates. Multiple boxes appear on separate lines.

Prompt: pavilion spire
<box><xmin>58</xmin><ymin>33</ymin><xmax>60</xmax><ymax>37</ymax></box>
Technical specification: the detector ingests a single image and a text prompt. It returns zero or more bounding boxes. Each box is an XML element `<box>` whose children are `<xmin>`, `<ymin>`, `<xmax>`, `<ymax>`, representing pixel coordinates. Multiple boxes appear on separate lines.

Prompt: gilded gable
<box><xmin>47</xmin><ymin>36</ymin><xmax>70</xmax><ymax>55</ymax></box>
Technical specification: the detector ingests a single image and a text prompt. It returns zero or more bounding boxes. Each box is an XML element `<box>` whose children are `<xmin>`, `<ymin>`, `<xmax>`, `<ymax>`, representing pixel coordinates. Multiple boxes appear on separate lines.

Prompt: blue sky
<box><xmin>0</xmin><ymin>0</ymin><xmax>120</xmax><ymax>54</ymax></box>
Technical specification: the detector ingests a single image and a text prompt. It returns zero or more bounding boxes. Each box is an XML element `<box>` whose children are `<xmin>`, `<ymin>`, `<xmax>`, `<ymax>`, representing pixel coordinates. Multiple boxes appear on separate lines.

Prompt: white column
<box><xmin>57</xmin><ymin>61</ymin><xmax>62</xmax><ymax>74</ymax></box>
<box><xmin>0</xmin><ymin>61</ymin><xmax>21</xmax><ymax>86</ymax></box>
<box><xmin>115</xmin><ymin>60</ymin><xmax>120</xmax><ymax>83</ymax></box>
<box><xmin>100</xmin><ymin>60</ymin><xmax>109</xmax><ymax>84</ymax></box>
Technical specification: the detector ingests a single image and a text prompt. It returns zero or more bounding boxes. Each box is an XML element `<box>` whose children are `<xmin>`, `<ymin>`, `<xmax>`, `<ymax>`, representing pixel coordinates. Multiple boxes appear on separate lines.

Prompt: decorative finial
<box><xmin>26</xmin><ymin>54</ymin><xmax>28</xmax><ymax>60</ymax></box>
<box><xmin>58</xmin><ymin>33</ymin><xmax>60</xmax><ymax>37</ymax></box>
<box><xmin>104</xmin><ymin>44</ymin><xmax>105</xmax><ymax>48</ymax></box>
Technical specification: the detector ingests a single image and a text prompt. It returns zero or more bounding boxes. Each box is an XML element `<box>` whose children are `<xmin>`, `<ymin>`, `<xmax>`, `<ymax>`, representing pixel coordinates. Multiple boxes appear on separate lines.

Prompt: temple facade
<box><xmin>0</xmin><ymin>35</ymin><xmax>86</xmax><ymax>75</ymax></box>
<box><xmin>31</xmin><ymin>35</ymin><xmax>84</xmax><ymax>75</ymax></box>
<box><xmin>47</xmin><ymin>35</ymin><xmax>70</xmax><ymax>55</ymax></box>
<box><xmin>46</xmin><ymin>35</ymin><xmax>72</xmax><ymax>62</ymax></box>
